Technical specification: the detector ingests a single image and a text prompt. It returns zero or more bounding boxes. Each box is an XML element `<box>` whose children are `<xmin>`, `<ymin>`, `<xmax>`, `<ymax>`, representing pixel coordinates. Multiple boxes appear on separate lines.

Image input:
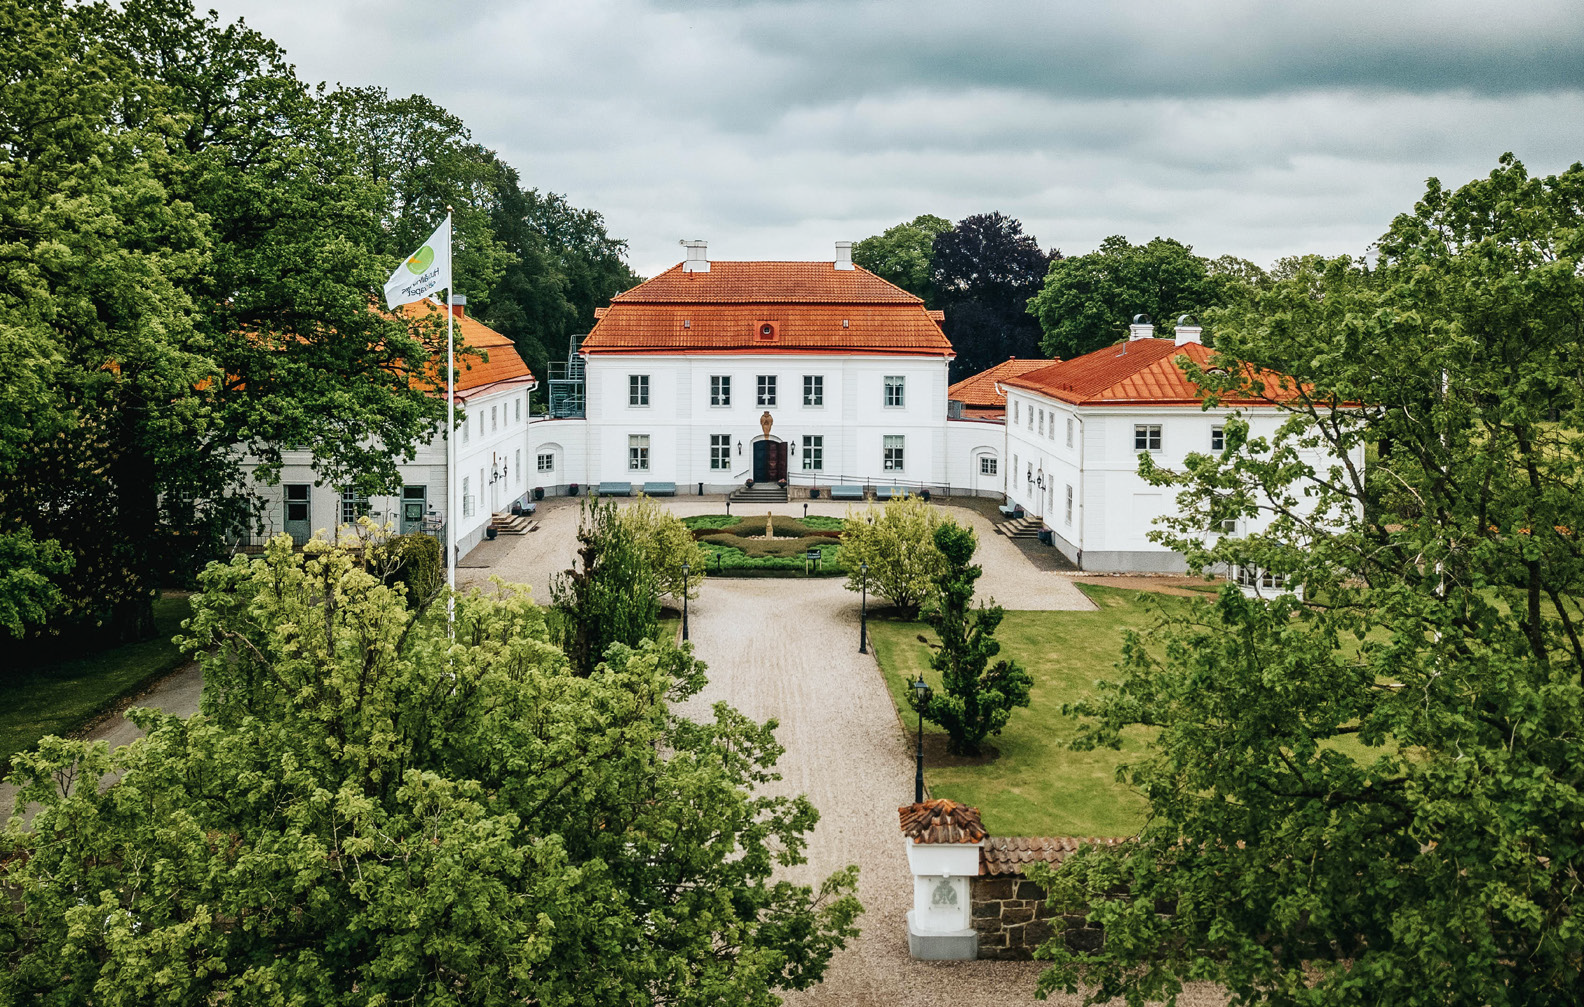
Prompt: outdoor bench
<box><xmin>642</xmin><ymin>481</ymin><xmax>677</xmax><ymax>496</ymax></box>
<box><xmin>873</xmin><ymin>485</ymin><xmax>905</xmax><ymax>501</ymax></box>
<box><xmin>998</xmin><ymin>502</ymin><xmax>1023</xmax><ymax>518</ymax></box>
<box><xmin>596</xmin><ymin>481</ymin><xmax>633</xmax><ymax>497</ymax></box>
<box><xmin>829</xmin><ymin>485</ymin><xmax>866</xmax><ymax>501</ymax></box>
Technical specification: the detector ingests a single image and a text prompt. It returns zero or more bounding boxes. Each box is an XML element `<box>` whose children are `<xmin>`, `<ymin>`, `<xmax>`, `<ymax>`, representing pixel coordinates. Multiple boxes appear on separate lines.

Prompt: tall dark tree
<box><xmin>1034</xmin><ymin>156</ymin><xmax>1584</xmax><ymax>1007</ymax></box>
<box><xmin>550</xmin><ymin>498</ymin><xmax>659</xmax><ymax>676</ymax></box>
<box><xmin>930</xmin><ymin>213</ymin><xmax>1057</xmax><ymax>380</ymax></box>
<box><xmin>1029</xmin><ymin>236</ymin><xmax>1255</xmax><ymax>359</ymax></box>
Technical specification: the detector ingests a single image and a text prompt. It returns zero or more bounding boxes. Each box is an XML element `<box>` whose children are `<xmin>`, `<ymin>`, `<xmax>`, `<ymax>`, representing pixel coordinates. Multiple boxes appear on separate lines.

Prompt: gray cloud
<box><xmin>210</xmin><ymin>0</ymin><xmax>1583</xmax><ymax>277</ymax></box>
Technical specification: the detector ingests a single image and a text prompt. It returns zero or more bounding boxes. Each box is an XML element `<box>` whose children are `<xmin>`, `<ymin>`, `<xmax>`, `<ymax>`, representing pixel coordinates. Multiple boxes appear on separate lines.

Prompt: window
<box><xmin>462</xmin><ymin>476</ymin><xmax>473</xmax><ymax>518</ymax></box>
<box><xmin>1065</xmin><ymin>485</ymin><xmax>1073</xmax><ymax>525</ymax></box>
<box><xmin>462</xmin><ymin>415</ymin><xmax>470</xmax><ymax>444</ymax></box>
<box><xmin>340</xmin><ymin>487</ymin><xmax>368</xmax><ymax>525</ymax></box>
<box><xmin>1013</xmin><ymin>400</ymin><xmax>1019</xmax><ymax>424</ymax></box>
<box><xmin>710</xmin><ymin>375</ymin><xmax>731</xmax><ymax>406</ymax></box>
<box><xmin>1236</xmin><ymin>566</ymin><xmax>1287</xmax><ymax>591</ymax></box>
<box><xmin>1211</xmin><ymin>425</ymin><xmax>1225</xmax><ymax>452</ymax></box>
<box><xmin>515</xmin><ymin>449</ymin><xmax>521</xmax><ymax>484</ymax></box>
<box><xmin>1028</xmin><ymin>407</ymin><xmax>1034</xmax><ymax>430</ymax></box>
<box><xmin>491</xmin><ymin>405</ymin><xmax>498</xmax><ymax>431</ymax></box>
<box><xmin>1134</xmin><ymin>424</ymin><xmax>1162</xmax><ymax>451</ymax></box>
<box><xmin>1219</xmin><ymin>517</ymin><xmax>1238</xmax><ymax>534</ymax></box>
<box><xmin>1066</xmin><ymin>416</ymin><xmax>1073</xmax><ymax>447</ymax></box>
<box><xmin>710</xmin><ymin>434</ymin><xmax>731</xmax><ymax>470</ymax></box>
<box><xmin>478</xmin><ymin>412</ymin><xmax>484</xmax><ymax>437</ymax></box>
<box><xmin>629</xmin><ymin>434</ymin><xmax>650</xmax><ymax>471</ymax></box>
<box><xmin>1038</xmin><ymin>409</ymin><xmax>1044</xmax><ymax>436</ymax></box>
<box><xmin>802</xmin><ymin>435</ymin><xmax>823</xmax><ymax>470</ymax></box>
<box><xmin>537</xmin><ymin>452</ymin><xmax>555</xmax><ymax>473</ymax></box>
<box><xmin>884</xmin><ymin>375</ymin><xmax>905</xmax><ymax>408</ymax></box>
<box><xmin>980</xmin><ymin>456</ymin><xmax>997</xmax><ymax>475</ymax></box>
<box><xmin>803</xmin><ymin>374</ymin><xmax>823</xmax><ymax>406</ymax></box>
<box><xmin>629</xmin><ymin>374</ymin><xmax>650</xmax><ymax>407</ymax></box>
<box><xmin>883</xmin><ymin>435</ymin><xmax>905</xmax><ymax>471</ymax></box>
<box><xmin>516</xmin><ymin>397</ymin><xmax>522</xmax><ymax>422</ymax></box>
<box><xmin>757</xmin><ymin>375</ymin><xmax>777</xmax><ymax>406</ymax></box>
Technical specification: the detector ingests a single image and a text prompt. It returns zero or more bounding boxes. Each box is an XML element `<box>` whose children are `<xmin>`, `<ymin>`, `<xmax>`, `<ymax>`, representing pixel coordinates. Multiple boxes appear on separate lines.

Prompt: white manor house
<box><xmin>242</xmin><ymin>242</ymin><xmax>1357</xmax><ymax>573</ymax></box>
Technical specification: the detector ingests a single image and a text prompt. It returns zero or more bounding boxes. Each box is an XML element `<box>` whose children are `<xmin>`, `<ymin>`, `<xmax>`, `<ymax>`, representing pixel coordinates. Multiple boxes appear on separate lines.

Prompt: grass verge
<box><xmin>868</xmin><ymin>584</ymin><xmax>1186</xmax><ymax>838</ymax></box>
<box><xmin>0</xmin><ymin>596</ymin><xmax>193</xmax><ymax>771</ymax></box>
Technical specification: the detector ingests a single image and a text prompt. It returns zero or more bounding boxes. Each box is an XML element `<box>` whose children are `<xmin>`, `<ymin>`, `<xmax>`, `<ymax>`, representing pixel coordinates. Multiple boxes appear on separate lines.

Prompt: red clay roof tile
<box><xmin>899</xmin><ymin>799</ymin><xmax>987</xmax><ymax>845</ymax></box>
<box><xmin>949</xmin><ymin>357</ymin><xmax>1059</xmax><ymax>409</ymax></box>
<box><xmin>979</xmin><ymin>836</ymin><xmax>1126</xmax><ymax>876</ymax></box>
<box><xmin>1002</xmin><ymin>339</ymin><xmax>1298</xmax><ymax>407</ymax></box>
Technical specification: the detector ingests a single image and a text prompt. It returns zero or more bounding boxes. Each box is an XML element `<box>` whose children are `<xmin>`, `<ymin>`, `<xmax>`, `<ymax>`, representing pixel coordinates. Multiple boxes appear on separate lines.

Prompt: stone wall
<box><xmin>970</xmin><ymin>874</ymin><xmax>1103</xmax><ymax>961</ymax></box>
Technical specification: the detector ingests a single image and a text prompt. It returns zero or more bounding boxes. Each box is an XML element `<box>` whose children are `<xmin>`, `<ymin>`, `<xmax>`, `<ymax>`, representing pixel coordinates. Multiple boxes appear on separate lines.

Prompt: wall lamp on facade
<box><xmin>737</xmin><ymin>441</ymin><xmax>743</xmax><ymax>455</ymax></box>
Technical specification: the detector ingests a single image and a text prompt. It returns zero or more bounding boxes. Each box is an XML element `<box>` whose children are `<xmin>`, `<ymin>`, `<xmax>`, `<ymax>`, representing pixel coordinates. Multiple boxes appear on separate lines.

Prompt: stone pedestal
<box><xmin>903</xmin><ymin>835</ymin><xmax>982</xmax><ymax>961</ymax></box>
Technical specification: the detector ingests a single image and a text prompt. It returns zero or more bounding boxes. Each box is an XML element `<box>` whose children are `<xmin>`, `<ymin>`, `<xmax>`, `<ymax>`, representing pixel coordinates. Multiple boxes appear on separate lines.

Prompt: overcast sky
<box><xmin>207</xmin><ymin>0</ymin><xmax>1584</xmax><ymax>278</ymax></box>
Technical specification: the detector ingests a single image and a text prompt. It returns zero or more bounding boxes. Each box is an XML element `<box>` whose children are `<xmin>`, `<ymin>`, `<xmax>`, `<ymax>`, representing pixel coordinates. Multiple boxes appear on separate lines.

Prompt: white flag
<box><xmin>383</xmin><ymin>217</ymin><xmax>451</xmax><ymax>309</ymax></box>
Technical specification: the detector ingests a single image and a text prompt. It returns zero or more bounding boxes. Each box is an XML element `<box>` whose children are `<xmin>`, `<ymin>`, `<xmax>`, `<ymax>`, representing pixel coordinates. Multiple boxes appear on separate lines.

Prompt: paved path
<box><xmin>0</xmin><ymin>661</ymin><xmax>204</xmax><ymax>824</ymax></box>
<box><xmin>463</xmin><ymin>495</ymin><xmax>1095</xmax><ymax>614</ymax></box>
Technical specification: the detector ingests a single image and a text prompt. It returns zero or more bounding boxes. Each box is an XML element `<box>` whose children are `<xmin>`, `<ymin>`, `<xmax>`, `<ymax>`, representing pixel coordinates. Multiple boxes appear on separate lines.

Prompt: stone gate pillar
<box><xmin>898</xmin><ymin>798</ymin><xmax>986</xmax><ymax>960</ymax></box>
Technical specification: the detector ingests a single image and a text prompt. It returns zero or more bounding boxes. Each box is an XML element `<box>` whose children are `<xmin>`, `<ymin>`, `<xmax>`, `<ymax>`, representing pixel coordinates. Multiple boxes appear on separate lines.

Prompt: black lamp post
<box><xmin>859</xmin><ymin>561</ymin><xmax>869</xmax><ymax>654</ymax></box>
<box><xmin>911</xmin><ymin>674</ymin><xmax>932</xmax><ymax>804</ymax></box>
<box><xmin>726</xmin><ymin>499</ymin><xmax>731</xmax><ymax>517</ymax></box>
<box><xmin>681</xmin><ymin>562</ymin><xmax>690</xmax><ymax>641</ymax></box>
<box><xmin>803</xmin><ymin>502</ymin><xmax>808</xmax><ymax>519</ymax></box>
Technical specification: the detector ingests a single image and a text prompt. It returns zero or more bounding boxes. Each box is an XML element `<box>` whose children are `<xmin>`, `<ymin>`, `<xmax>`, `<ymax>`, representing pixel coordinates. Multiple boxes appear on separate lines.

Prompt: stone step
<box><xmin>490</xmin><ymin>513</ymin><xmax>535</xmax><ymax>535</ymax></box>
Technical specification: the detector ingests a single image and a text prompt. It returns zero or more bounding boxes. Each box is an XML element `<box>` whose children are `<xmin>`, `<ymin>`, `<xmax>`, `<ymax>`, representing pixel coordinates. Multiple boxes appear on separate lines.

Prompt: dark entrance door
<box><xmin>751</xmin><ymin>440</ymin><xmax>787</xmax><ymax>482</ymax></box>
<box><xmin>400</xmin><ymin>485</ymin><xmax>427</xmax><ymax>535</ymax></box>
<box><xmin>284</xmin><ymin>484</ymin><xmax>311</xmax><ymax>546</ymax></box>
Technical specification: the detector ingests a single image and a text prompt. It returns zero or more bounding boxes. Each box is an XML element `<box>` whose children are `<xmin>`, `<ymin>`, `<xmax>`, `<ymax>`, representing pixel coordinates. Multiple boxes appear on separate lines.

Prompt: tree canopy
<box><xmin>1034</xmin><ymin>155</ymin><xmax>1584</xmax><ymax>1006</ymax></box>
<box><xmin>932</xmin><ymin>212</ymin><xmax>1057</xmax><ymax>380</ymax></box>
<box><xmin>852</xmin><ymin>213</ymin><xmax>951</xmax><ymax>301</ymax></box>
<box><xmin>1028</xmin><ymin>235</ymin><xmax>1260</xmax><ymax>359</ymax></box>
<box><xmin>2</xmin><ymin>537</ymin><xmax>861</xmax><ymax>1004</ymax></box>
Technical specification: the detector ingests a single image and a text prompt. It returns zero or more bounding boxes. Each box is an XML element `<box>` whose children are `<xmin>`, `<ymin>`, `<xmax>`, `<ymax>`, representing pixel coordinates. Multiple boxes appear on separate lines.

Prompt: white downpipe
<box><xmin>445</xmin><ymin>208</ymin><xmax>456</xmax><ymax>641</ymax></box>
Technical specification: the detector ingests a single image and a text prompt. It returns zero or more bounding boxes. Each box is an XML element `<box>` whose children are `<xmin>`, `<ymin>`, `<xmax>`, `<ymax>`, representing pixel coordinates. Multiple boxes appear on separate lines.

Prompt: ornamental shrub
<box><xmin>841</xmin><ymin>495</ymin><xmax>949</xmax><ymax>616</ymax></box>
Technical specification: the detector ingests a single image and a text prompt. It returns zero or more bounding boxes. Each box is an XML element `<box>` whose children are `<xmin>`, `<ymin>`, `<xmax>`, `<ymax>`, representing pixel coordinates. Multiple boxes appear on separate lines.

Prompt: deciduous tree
<box><xmin>1034</xmin><ymin>155</ymin><xmax>1584</xmax><ymax>1007</ymax></box>
<box><xmin>551</xmin><ymin>497</ymin><xmax>661</xmax><ymax>675</ymax></box>
<box><xmin>930</xmin><ymin>212</ymin><xmax>1057</xmax><ymax>379</ymax></box>
<box><xmin>853</xmin><ymin>213</ymin><xmax>951</xmax><ymax>301</ymax></box>
<box><xmin>1</xmin><ymin>538</ymin><xmax>862</xmax><ymax>1004</ymax></box>
<box><xmin>842</xmin><ymin>495</ymin><xmax>949</xmax><ymax>616</ymax></box>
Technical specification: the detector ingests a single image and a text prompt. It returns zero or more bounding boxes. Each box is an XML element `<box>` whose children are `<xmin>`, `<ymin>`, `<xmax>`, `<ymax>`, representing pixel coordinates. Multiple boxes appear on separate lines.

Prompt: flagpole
<box><xmin>445</xmin><ymin>206</ymin><xmax>456</xmax><ymax>641</ymax></box>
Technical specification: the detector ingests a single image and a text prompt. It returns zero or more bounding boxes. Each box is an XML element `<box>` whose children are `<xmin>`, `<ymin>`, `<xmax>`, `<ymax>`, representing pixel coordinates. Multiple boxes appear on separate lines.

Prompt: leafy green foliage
<box><xmin>0</xmin><ymin>539</ymin><xmax>862</xmax><ymax>1004</ymax></box>
<box><xmin>852</xmin><ymin>213</ymin><xmax>951</xmax><ymax>300</ymax></box>
<box><xmin>1030</xmin><ymin>235</ymin><xmax>1258</xmax><ymax>359</ymax></box>
<box><xmin>622</xmin><ymin>495</ymin><xmax>709</xmax><ymax>599</ymax></box>
<box><xmin>551</xmin><ymin>498</ymin><xmax>660</xmax><ymax>675</ymax></box>
<box><xmin>0</xmin><ymin>530</ymin><xmax>72</xmax><ymax>638</ymax></box>
<box><xmin>842</xmin><ymin>496</ymin><xmax>948</xmax><ymax>615</ymax></box>
<box><xmin>912</xmin><ymin>523</ymin><xmax>1032</xmax><ymax>756</ymax></box>
<box><xmin>369</xmin><ymin>530</ymin><xmax>443</xmax><ymax>607</ymax></box>
<box><xmin>1035</xmin><ymin>156</ymin><xmax>1584</xmax><ymax>1007</ymax></box>
<box><xmin>930</xmin><ymin>212</ymin><xmax>1057</xmax><ymax>379</ymax></box>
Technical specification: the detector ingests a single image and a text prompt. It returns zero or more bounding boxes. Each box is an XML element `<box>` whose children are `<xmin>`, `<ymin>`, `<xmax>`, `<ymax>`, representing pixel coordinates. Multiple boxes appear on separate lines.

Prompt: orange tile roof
<box><xmin>949</xmin><ymin>357</ymin><xmax>1059</xmax><ymax>409</ymax></box>
<box><xmin>584</xmin><ymin>261</ymin><xmax>952</xmax><ymax>357</ymax></box>
<box><xmin>979</xmin><ymin>836</ymin><xmax>1127</xmax><ymax>876</ymax></box>
<box><xmin>899</xmin><ymin>799</ymin><xmax>987</xmax><ymax>845</ymax></box>
<box><xmin>614</xmin><ymin>261</ymin><xmax>925</xmax><ymax>304</ymax></box>
<box><xmin>1001</xmin><ymin>339</ymin><xmax>1299</xmax><ymax>407</ymax></box>
<box><xmin>398</xmin><ymin>301</ymin><xmax>535</xmax><ymax>399</ymax></box>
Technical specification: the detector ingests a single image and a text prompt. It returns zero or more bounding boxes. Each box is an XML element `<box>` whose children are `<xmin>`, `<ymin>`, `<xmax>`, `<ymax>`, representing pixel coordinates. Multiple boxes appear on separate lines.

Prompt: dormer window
<box><xmin>757</xmin><ymin>321</ymin><xmax>777</xmax><ymax>341</ymax></box>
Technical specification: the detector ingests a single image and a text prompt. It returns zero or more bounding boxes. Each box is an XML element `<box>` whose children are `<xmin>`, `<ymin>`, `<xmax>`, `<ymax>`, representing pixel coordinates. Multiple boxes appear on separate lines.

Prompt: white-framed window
<box><xmin>340</xmin><ymin>487</ymin><xmax>369</xmax><ymax>525</ymax></box>
<box><xmin>1065</xmin><ymin>485</ymin><xmax>1073</xmax><ymax>525</ymax></box>
<box><xmin>710</xmin><ymin>434</ymin><xmax>731</xmax><ymax>470</ymax></box>
<box><xmin>1211</xmin><ymin>425</ymin><xmax>1225</xmax><ymax>452</ymax></box>
<box><xmin>757</xmin><ymin>375</ymin><xmax>777</xmax><ymax>407</ymax></box>
<box><xmin>462</xmin><ymin>415</ymin><xmax>470</xmax><ymax>444</ymax></box>
<box><xmin>804</xmin><ymin>374</ymin><xmax>823</xmax><ymax>406</ymax></box>
<box><xmin>462</xmin><ymin>476</ymin><xmax>473</xmax><ymax>518</ymax></box>
<box><xmin>1038</xmin><ymin>409</ymin><xmax>1045</xmax><ymax>436</ymax></box>
<box><xmin>711</xmin><ymin>375</ymin><xmax>731</xmax><ymax>406</ymax></box>
<box><xmin>537</xmin><ymin>452</ymin><xmax>554</xmax><ymax>473</ymax></box>
<box><xmin>1028</xmin><ymin>407</ymin><xmax>1034</xmax><ymax>430</ymax></box>
<box><xmin>1236</xmin><ymin>565</ymin><xmax>1287</xmax><ymax>590</ymax></box>
<box><xmin>629</xmin><ymin>434</ymin><xmax>650</xmax><ymax>471</ymax></box>
<box><xmin>1219</xmin><ymin>517</ymin><xmax>1238</xmax><ymax>534</ymax></box>
<box><xmin>1066</xmin><ymin>416</ymin><xmax>1074</xmax><ymax>447</ymax></box>
<box><xmin>1012</xmin><ymin>453</ymin><xmax>1018</xmax><ymax>478</ymax></box>
<box><xmin>491</xmin><ymin>404</ymin><xmax>498</xmax><ymax>431</ymax></box>
<box><xmin>883</xmin><ymin>435</ymin><xmax>905</xmax><ymax>471</ymax></box>
<box><xmin>515</xmin><ymin>449</ymin><xmax>521</xmax><ymax>484</ymax></box>
<box><xmin>802</xmin><ymin>435</ymin><xmax>823</xmax><ymax>470</ymax></box>
<box><xmin>884</xmin><ymin>375</ymin><xmax>905</xmax><ymax>408</ymax></box>
<box><xmin>516</xmin><ymin>397</ymin><xmax>522</xmax><ymax>422</ymax></box>
<box><xmin>629</xmin><ymin>374</ymin><xmax>650</xmax><ymax>407</ymax></box>
<box><xmin>1013</xmin><ymin>399</ymin><xmax>1019</xmax><ymax>424</ymax></box>
<box><xmin>1134</xmin><ymin>424</ymin><xmax>1162</xmax><ymax>451</ymax></box>
<box><xmin>980</xmin><ymin>456</ymin><xmax>997</xmax><ymax>475</ymax></box>
<box><xmin>479</xmin><ymin>411</ymin><xmax>484</xmax><ymax>436</ymax></box>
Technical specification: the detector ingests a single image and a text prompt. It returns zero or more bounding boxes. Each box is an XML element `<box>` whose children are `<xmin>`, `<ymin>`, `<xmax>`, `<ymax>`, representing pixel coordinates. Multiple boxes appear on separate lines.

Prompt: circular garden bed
<box><xmin>683</xmin><ymin>514</ymin><xmax>847</xmax><ymax>575</ymax></box>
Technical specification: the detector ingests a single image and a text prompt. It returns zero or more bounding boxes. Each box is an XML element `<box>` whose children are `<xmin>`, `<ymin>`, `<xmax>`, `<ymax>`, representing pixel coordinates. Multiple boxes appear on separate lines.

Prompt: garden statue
<box><xmin>766</xmin><ymin>512</ymin><xmax>774</xmax><ymax>539</ymax></box>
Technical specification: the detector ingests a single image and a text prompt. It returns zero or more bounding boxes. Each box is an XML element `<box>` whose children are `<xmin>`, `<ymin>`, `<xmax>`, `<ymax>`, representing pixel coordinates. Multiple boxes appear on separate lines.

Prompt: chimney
<box><xmin>834</xmin><ymin>240</ymin><xmax>854</xmax><ymax>270</ymax></box>
<box><xmin>680</xmin><ymin>239</ymin><xmax>710</xmax><ymax>273</ymax></box>
<box><xmin>1174</xmin><ymin>314</ymin><xmax>1202</xmax><ymax>346</ymax></box>
<box><xmin>1128</xmin><ymin>313</ymin><xmax>1155</xmax><ymax>341</ymax></box>
<box><xmin>450</xmin><ymin>294</ymin><xmax>467</xmax><ymax>318</ymax></box>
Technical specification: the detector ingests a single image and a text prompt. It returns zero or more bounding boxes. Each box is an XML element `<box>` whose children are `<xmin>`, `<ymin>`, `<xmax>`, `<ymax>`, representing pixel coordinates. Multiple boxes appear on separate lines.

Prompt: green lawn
<box><xmin>869</xmin><ymin>584</ymin><xmax>1186</xmax><ymax>838</ymax></box>
<box><xmin>0</xmin><ymin>595</ymin><xmax>194</xmax><ymax>771</ymax></box>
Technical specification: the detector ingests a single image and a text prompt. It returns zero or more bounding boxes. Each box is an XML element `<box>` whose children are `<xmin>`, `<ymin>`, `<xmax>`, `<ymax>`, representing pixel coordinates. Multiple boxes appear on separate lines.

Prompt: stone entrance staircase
<box><xmin>490</xmin><ymin>511</ymin><xmax>536</xmax><ymax>536</ymax></box>
<box><xmin>993</xmin><ymin>515</ymin><xmax>1042</xmax><ymax>541</ymax></box>
<box><xmin>729</xmin><ymin>483</ymin><xmax>788</xmax><ymax>505</ymax></box>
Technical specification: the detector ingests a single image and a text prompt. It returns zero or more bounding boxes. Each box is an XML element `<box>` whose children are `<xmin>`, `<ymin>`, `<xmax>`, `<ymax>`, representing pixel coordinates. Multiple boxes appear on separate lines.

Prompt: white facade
<box><xmin>552</xmin><ymin>353</ymin><xmax>960</xmax><ymax>492</ymax></box>
<box><xmin>242</xmin><ymin>381</ymin><xmax>535</xmax><ymax>560</ymax></box>
<box><xmin>1002</xmin><ymin>373</ymin><xmax>1361</xmax><ymax>574</ymax></box>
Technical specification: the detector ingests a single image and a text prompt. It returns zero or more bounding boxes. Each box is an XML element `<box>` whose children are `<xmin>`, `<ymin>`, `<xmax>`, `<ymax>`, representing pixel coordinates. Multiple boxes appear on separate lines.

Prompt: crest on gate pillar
<box><xmin>760</xmin><ymin>411</ymin><xmax>773</xmax><ymax>438</ymax></box>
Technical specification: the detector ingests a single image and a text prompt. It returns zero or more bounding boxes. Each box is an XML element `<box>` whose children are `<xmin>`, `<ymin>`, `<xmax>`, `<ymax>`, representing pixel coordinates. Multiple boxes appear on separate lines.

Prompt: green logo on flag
<box><xmin>405</xmin><ymin>245</ymin><xmax>436</xmax><ymax>274</ymax></box>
